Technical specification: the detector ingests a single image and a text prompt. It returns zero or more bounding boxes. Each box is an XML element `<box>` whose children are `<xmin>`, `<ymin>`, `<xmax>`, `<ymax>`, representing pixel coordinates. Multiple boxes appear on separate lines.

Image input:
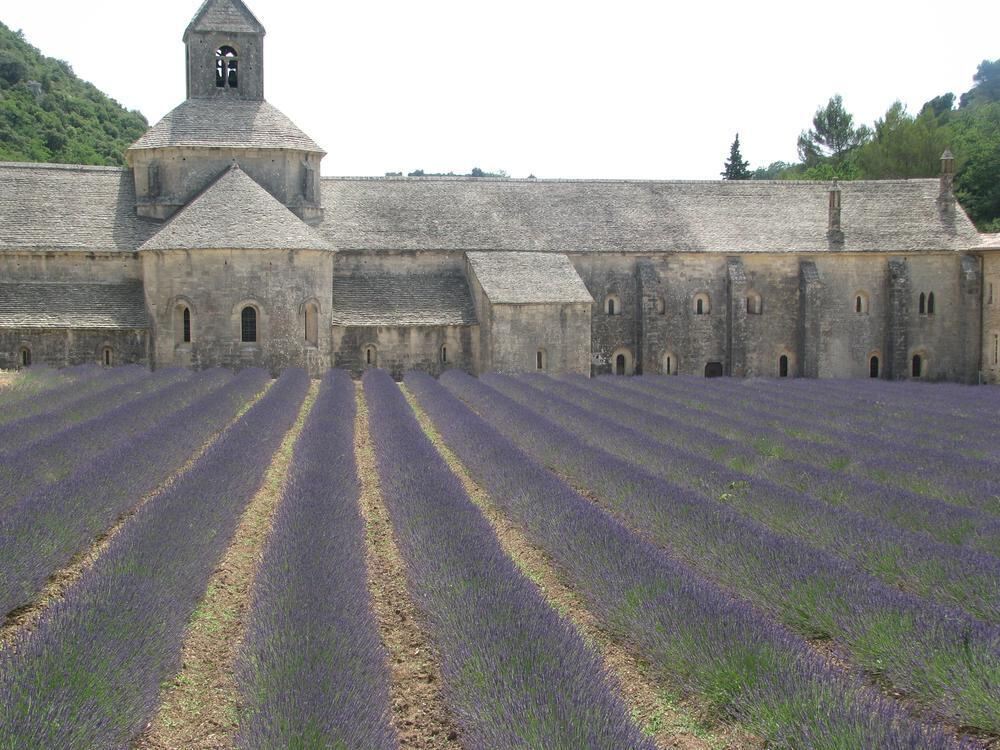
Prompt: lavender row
<box><xmin>407</xmin><ymin>371</ymin><xmax>963</xmax><ymax>749</ymax></box>
<box><xmin>0</xmin><ymin>368</ymin><xmax>192</xmax><ymax>454</ymax></box>
<box><xmin>0</xmin><ymin>367</ymin><xmax>235</xmax><ymax>512</ymax></box>
<box><xmin>0</xmin><ymin>365</ymin><xmax>92</xmax><ymax>408</ymax></box>
<box><xmin>557</xmin><ymin>374</ymin><xmax>1000</xmax><ymax>557</ymax></box>
<box><xmin>364</xmin><ymin>369</ymin><xmax>653</xmax><ymax>750</ymax></box>
<box><xmin>0</xmin><ymin>369</ymin><xmax>309</xmax><ymax>749</ymax></box>
<box><xmin>440</xmin><ymin>370</ymin><xmax>1000</xmax><ymax>734</ymax></box>
<box><xmin>497</xmin><ymin>373</ymin><xmax>1000</xmax><ymax>619</ymax></box>
<box><xmin>614</xmin><ymin>375</ymin><xmax>1000</xmax><ymax>514</ymax></box>
<box><xmin>235</xmin><ymin>370</ymin><xmax>397</xmax><ymax>749</ymax></box>
<box><xmin>0</xmin><ymin>364</ymin><xmax>148</xmax><ymax>426</ymax></box>
<box><xmin>0</xmin><ymin>368</ymin><xmax>268</xmax><ymax>619</ymax></box>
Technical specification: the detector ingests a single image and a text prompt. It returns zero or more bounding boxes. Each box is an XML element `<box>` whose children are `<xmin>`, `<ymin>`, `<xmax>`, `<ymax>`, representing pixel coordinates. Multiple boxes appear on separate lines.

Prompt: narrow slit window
<box><xmin>919</xmin><ymin>292</ymin><xmax>926</xmax><ymax>315</ymax></box>
<box><xmin>870</xmin><ymin>356</ymin><xmax>880</xmax><ymax>378</ymax></box>
<box><xmin>927</xmin><ymin>292</ymin><xmax>935</xmax><ymax>315</ymax></box>
<box><xmin>696</xmin><ymin>298</ymin><xmax>704</xmax><ymax>315</ymax></box>
<box><xmin>990</xmin><ymin>283</ymin><xmax>994</xmax><ymax>305</ymax></box>
<box><xmin>994</xmin><ymin>335</ymin><xmax>998</xmax><ymax>366</ymax></box>
<box><xmin>441</xmin><ymin>346</ymin><xmax>448</xmax><ymax>364</ymax></box>
<box><xmin>779</xmin><ymin>355</ymin><xmax>789</xmax><ymax>378</ymax></box>
<box><xmin>19</xmin><ymin>347</ymin><xmax>31</xmax><ymax>368</ymax></box>
<box><xmin>912</xmin><ymin>354</ymin><xmax>923</xmax><ymax>378</ymax></box>
<box><xmin>856</xmin><ymin>296</ymin><xmax>862</xmax><ymax>313</ymax></box>
<box><xmin>536</xmin><ymin>350</ymin><xmax>544</xmax><ymax>370</ymax></box>
<box><xmin>102</xmin><ymin>347</ymin><xmax>113</xmax><ymax>367</ymax></box>
<box><xmin>183</xmin><ymin>307</ymin><xmax>191</xmax><ymax>343</ymax></box>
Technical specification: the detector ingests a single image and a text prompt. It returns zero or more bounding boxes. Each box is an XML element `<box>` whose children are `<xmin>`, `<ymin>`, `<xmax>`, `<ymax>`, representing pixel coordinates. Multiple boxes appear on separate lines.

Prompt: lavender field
<box><xmin>0</xmin><ymin>367</ymin><xmax>998</xmax><ymax>749</ymax></box>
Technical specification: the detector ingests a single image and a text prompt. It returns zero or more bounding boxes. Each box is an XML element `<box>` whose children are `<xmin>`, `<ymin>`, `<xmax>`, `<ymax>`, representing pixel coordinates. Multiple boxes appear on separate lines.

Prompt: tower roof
<box><xmin>141</xmin><ymin>166</ymin><xmax>331</xmax><ymax>252</ymax></box>
<box><xmin>127</xmin><ymin>99</ymin><xmax>324</xmax><ymax>154</ymax></box>
<box><xmin>184</xmin><ymin>0</ymin><xmax>265</xmax><ymax>40</ymax></box>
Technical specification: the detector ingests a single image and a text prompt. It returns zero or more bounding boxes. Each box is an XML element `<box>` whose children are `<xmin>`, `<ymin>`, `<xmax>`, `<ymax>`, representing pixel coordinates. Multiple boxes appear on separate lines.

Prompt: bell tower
<box><xmin>184</xmin><ymin>0</ymin><xmax>265</xmax><ymax>101</ymax></box>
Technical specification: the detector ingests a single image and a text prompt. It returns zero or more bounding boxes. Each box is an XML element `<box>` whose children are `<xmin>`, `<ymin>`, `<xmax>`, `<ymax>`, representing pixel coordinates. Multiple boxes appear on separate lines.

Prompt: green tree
<box><xmin>721</xmin><ymin>133</ymin><xmax>751</xmax><ymax>180</ymax></box>
<box><xmin>960</xmin><ymin>59</ymin><xmax>1000</xmax><ymax>108</ymax></box>
<box><xmin>854</xmin><ymin>102</ymin><xmax>949</xmax><ymax>179</ymax></box>
<box><xmin>751</xmin><ymin>161</ymin><xmax>795</xmax><ymax>180</ymax></box>
<box><xmin>797</xmin><ymin>95</ymin><xmax>871</xmax><ymax>166</ymax></box>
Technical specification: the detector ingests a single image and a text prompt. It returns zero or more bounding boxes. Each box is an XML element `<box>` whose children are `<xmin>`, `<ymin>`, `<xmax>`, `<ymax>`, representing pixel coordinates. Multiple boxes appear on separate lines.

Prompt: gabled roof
<box><xmin>128</xmin><ymin>100</ymin><xmax>324</xmax><ymax>154</ymax></box>
<box><xmin>185</xmin><ymin>0</ymin><xmax>264</xmax><ymax>39</ymax></box>
<box><xmin>467</xmin><ymin>252</ymin><xmax>593</xmax><ymax>304</ymax></box>
<box><xmin>331</xmin><ymin>271</ymin><xmax>477</xmax><ymax>326</ymax></box>
<box><xmin>317</xmin><ymin>177</ymin><xmax>982</xmax><ymax>254</ymax></box>
<box><xmin>0</xmin><ymin>282</ymin><xmax>148</xmax><ymax>329</ymax></box>
<box><xmin>0</xmin><ymin>163</ymin><xmax>157</xmax><ymax>252</ymax></box>
<box><xmin>141</xmin><ymin>166</ymin><xmax>331</xmax><ymax>251</ymax></box>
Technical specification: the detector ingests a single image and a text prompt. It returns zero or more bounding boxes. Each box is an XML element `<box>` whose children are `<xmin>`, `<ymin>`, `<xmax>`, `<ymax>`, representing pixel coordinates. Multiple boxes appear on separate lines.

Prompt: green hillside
<box><xmin>0</xmin><ymin>21</ymin><xmax>147</xmax><ymax>166</ymax></box>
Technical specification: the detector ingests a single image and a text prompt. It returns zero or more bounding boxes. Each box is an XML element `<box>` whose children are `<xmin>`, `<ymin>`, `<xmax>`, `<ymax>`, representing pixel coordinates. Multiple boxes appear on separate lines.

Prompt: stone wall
<box><xmin>331</xmin><ymin>324</ymin><xmax>478</xmax><ymax>379</ymax></box>
<box><xmin>186</xmin><ymin>30</ymin><xmax>264</xmax><ymax>101</ymax></box>
<box><xmin>131</xmin><ymin>149</ymin><xmax>324</xmax><ymax>224</ymax></box>
<box><xmin>143</xmin><ymin>247</ymin><xmax>333</xmax><ymax>376</ymax></box>
<box><xmin>0</xmin><ymin>328</ymin><xmax>148</xmax><ymax>369</ymax></box>
<box><xmin>0</xmin><ymin>252</ymin><xmax>141</xmax><ymax>283</ymax></box>
<box><xmin>982</xmin><ymin>252</ymin><xmax>1000</xmax><ymax>383</ymax></box>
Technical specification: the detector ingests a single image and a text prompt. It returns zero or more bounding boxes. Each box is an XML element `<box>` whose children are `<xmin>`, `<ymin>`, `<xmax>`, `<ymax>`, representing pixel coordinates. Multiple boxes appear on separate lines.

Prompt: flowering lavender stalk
<box><xmin>0</xmin><ymin>368</ymin><xmax>269</xmax><ymax>618</ymax></box>
<box><xmin>235</xmin><ymin>370</ymin><xmax>397</xmax><ymax>749</ymax></box>
<box><xmin>0</xmin><ymin>369</ymin><xmax>309</xmax><ymax>749</ymax></box>
<box><xmin>408</xmin><ymin>371</ymin><xmax>963</xmax><ymax>749</ymax></box>
<box><xmin>439</xmin><ymin>370</ymin><xmax>1000</xmax><ymax>734</ymax></box>
<box><xmin>365</xmin><ymin>369</ymin><xmax>655</xmax><ymax>750</ymax></box>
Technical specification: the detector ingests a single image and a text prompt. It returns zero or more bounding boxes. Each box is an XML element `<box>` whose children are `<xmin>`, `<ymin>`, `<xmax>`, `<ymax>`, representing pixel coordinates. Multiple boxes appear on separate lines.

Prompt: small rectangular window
<box><xmin>536</xmin><ymin>351</ymin><xmax>544</xmax><ymax>370</ymax></box>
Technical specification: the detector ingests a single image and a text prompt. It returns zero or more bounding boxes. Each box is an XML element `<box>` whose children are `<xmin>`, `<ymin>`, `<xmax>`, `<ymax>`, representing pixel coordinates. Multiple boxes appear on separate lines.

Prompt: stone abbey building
<box><xmin>2</xmin><ymin>0</ymin><xmax>999</xmax><ymax>382</ymax></box>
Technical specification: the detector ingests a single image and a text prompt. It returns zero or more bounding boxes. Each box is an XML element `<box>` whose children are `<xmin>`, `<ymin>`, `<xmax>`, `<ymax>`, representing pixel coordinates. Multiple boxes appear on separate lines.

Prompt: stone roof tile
<box><xmin>129</xmin><ymin>100</ymin><xmax>323</xmax><ymax>153</ymax></box>
<box><xmin>140</xmin><ymin>165</ymin><xmax>331</xmax><ymax>251</ymax></box>
<box><xmin>0</xmin><ymin>282</ymin><xmax>148</xmax><ymax>329</ymax></box>
<box><xmin>317</xmin><ymin>178</ymin><xmax>981</xmax><ymax>254</ymax></box>
<box><xmin>0</xmin><ymin>163</ymin><xmax>157</xmax><ymax>252</ymax></box>
<box><xmin>186</xmin><ymin>0</ymin><xmax>264</xmax><ymax>36</ymax></box>
<box><xmin>466</xmin><ymin>252</ymin><xmax>593</xmax><ymax>304</ymax></box>
<box><xmin>331</xmin><ymin>271</ymin><xmax>476</xmax><ymax>326</ymax></box>
<box><xmin>981</xmin><ymin>233</ymin><xmax>1000</xmax><ymax>249</ymax></box>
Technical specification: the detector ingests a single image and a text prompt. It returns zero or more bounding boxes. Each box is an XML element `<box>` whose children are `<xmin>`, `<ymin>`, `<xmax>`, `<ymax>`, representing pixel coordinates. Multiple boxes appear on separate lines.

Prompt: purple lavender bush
<box><xmin>408</xmin><ymin>371</ymin><xmax>965</xmax><ymax>749</ymax></box>
<box><xmin>0</xmin><ymin>369</ymin><xmax>308</xmax><ymax>749</ymax></box>
<box><xmin>365</xmin><ymin>369</ymin><xmax>655</xmax><ymax>750</ymax></box>
<box><xmin>0</xmin><ymin>368</ymin><xmax>268</xmax><ymax>618</ymax></box>
<box><xmin>235</xmin><ymin>370</ymin><xmax>397</xmax><ymax>749</ymax></box>
<box><xmin>439</xmin><ymin>370</ymin><xmax>1000</xmax><ymax>735</ymax></box>
<box><xmin>0</xmin><ymin>364</ymin><xmax>147</xmax><ymax>426</ymax></box>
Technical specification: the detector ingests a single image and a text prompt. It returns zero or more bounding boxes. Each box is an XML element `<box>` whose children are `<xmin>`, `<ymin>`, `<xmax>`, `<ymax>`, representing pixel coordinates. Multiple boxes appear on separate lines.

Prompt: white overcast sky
<box><xmin>3</xmin><ymin>0</ymin><xmax>998</xmax><ymax>179</ymax></box>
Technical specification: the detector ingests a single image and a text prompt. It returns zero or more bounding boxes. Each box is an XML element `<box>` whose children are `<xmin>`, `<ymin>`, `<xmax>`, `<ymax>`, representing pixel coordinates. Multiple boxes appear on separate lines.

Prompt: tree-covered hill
<box><xmin>0</xmin><ymin>21</ymin><xmax>147</xmax><ymax>166</ymax></box>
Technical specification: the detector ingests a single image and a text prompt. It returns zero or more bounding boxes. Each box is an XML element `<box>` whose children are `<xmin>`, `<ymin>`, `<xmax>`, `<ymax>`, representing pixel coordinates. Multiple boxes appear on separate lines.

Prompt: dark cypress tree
<box><xmin>721</xmin><ymin>133</ymin><xmax>752</xmax><ymax>180</ymax></box>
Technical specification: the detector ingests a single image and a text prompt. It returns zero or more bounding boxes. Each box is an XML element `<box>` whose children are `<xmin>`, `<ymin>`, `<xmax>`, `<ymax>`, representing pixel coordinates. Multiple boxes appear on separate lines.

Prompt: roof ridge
<box><xmin>319</xmin><ymin>175</ymin><xmax>941</xmax><ymax>186</ymax></box>
<box><xmin>0</xmin><ymin>162</ymin><xmax>127</xmax><ymax>173</ymax></box>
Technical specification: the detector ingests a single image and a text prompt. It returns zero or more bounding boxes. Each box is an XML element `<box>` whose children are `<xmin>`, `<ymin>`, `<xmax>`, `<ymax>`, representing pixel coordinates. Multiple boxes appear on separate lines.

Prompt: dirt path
<box><xmin>0</xmin><ymin>383</ymin><xmax>274</xmax><ymax>654</ymax></box>
<box><xmin>402</xmin><ymin>385</ymin><xmax>761</xmax><ymax>750</ymax></box>
<box><xmin>354</xmin><ymin>383</ymin><xmax>462</xmax><ymax>750</ymax></box>
<box><xmin>134</xmin><ymin>382</ymin><xmax>316</xmax><ymax>750</ymax></box>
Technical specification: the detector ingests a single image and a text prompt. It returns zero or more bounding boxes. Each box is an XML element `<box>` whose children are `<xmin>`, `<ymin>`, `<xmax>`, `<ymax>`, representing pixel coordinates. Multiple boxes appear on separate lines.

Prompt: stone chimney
<box><xmin>828</xmin><ymin>181</ymin><xmax>844</xmax><ymax>244</ymax></box>
<box><xmin>939</xmin><ymin>149</ymin><xmax>956</xmax><ymax>209</ymax></box>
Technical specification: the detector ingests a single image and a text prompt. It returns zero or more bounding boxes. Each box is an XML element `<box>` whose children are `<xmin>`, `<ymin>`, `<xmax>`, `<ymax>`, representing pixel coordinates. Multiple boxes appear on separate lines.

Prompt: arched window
<box><xmin>746</xmin><ymin>293</ymin><xmax>762</xmax><ymax>315</ymax></box>
<box><xmin>870</xmin><ymin>356</ymin><xmax>880</xmax><ymax>378</ymax></box>
<box><xmin>779</xmin><ymin>355</ymin><xmax>789</xmax><ymax>378</ymax></box>
<box><xmin>183</xmin><ymin>308</ymin><xmax>191</xmax><ymax>344</ymax></box>
<box><xmin>363</xmin><ymin>345</ymin><xmax>377</xmax><ymax>367</ymax></box>
<box><xmin>216</xmin><ymin>45</ymin><xmax>239</xmax><ymax>89</ymax></box>
<box><xmin>615</xmin><ymin>354</ymin><xmax>626</xmax><ymax>375</ymax></box>
<box><xmin>241</xmin><ymin>306</ymin><xmax>258</xmax><ymax>343</ymax></box>
<box><xmin>304</xmin><ymin>303</ymin><xmax>318</xmax><ymax>347</ymax></box>
<box><xmin>912</xmin><ymin>354</ymin><xmax>923</xmax><ymax>378</ymax></box>
<box><xmin>927</xmin><ymin>292</ymin><xmax>935</xmax><ymax>315</ymax></box>
<box><xmin>693</xmin><ymin>293</ymin><xmax>710</xmax><ymax>315</ymax></box>
<box><xmin>605</xmin><ymin>295</ymin><xmax>620</xmax><ymax>316</ymax></box>
<box><xmin>854</xmin><ymin>292</ymin><xmax>869</xmax><ymax>315</ymax></box>
<box><xmin>662</xmin><ymin>351</ymin><xmax>677</xmax><ymax>375</ymax></box>
<box><xmin>19</xmin><ymin>347</ymin><xmax>31</xmax><ymax>368</ymax></box>
<box><xmin>102</xmin><ymin>347</ymin><xmax>114</xmax><ymax>367</ymax></box>
<box><xmin>536</xmin><ymin>350</ymin><xmax>546</xmax><ymax>370</ymax></box>
<box><xmin>919</xmin><ymin>292</ymin><xmax>926</xmax><ymax>315</ymax></box>
<box><xmin>612</xmin><ymin>349</ymin><xmax>633</xmax><ymax>376</ymax></box>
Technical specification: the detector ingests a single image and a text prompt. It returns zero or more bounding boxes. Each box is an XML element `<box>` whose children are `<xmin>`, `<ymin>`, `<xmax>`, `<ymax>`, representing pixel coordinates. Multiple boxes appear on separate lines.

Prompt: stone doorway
<box><xmin>704</xmin><ymin>362</ymin><xmax>723</xmax><ymax>378</ymax></box>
